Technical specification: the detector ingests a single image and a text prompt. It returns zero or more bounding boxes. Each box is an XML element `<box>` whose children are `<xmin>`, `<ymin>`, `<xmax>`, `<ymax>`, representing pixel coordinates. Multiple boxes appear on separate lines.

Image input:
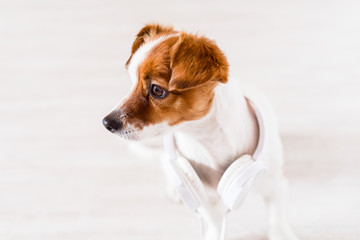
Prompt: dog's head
<box><xmin>103</xmin><ymin>24</ymin><xmax>229</xmax><ymax>140</ymax></box>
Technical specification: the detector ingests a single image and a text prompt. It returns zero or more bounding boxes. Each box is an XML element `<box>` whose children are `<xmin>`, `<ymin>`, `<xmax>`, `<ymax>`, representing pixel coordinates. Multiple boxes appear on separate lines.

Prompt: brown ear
<box><xmin>169</xmin><ymin>33</ymin><xmax>229</xmax><ymax>91</ymax></box>
<box><xmin>125</xmin><ymin>24</ymin><xmax>175</xmax><ymax>67</ymax></box>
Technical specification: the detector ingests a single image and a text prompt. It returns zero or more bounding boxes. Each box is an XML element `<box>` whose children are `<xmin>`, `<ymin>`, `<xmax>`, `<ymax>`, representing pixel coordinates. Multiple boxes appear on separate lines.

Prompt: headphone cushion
<box><xmin>217</xmin><ymin>154</ymin><xmax>253</xmax><ymax>199</ymax></box>
<box><xmin>176</xmin><ymin>157</ymin><xmax>207</xmax><ymax>201</ymax></box>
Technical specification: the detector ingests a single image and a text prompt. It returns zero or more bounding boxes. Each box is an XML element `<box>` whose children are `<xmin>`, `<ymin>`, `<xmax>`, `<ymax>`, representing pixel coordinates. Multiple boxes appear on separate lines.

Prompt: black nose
<box><xmin>102</xmin><ymin>117</ymin><xmax>122</xmax><ymax>133</ymax></box>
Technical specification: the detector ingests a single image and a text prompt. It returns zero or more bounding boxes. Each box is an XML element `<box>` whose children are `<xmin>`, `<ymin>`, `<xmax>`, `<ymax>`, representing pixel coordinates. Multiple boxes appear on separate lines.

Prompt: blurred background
<box><xmin>1</xmin><ymin>0</ymin><xmax>359</xmax><ymax>239</ymax></box>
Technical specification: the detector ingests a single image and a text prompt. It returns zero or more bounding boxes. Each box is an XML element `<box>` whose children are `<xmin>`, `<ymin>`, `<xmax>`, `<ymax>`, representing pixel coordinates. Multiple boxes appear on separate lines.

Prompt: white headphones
<box><xmin>163</xmin><ymin>137</ymin><xmax>266</xmax><ymax>213</ymax></box>
<box><xmin>163</xmin><ymin>98</ymin><xmax>267</xmax><ymax>212</ymax></box>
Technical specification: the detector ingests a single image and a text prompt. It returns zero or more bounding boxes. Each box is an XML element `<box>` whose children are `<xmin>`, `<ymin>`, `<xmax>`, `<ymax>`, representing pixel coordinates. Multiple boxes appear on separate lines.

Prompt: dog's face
<box><xmin>103</xmin><ymin>24</ymin><xmax>229</xmax><ymax>140</ymax></box>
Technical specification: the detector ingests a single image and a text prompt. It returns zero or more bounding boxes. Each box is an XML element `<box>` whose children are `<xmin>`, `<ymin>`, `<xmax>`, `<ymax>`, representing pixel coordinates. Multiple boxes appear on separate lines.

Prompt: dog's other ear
<box><xmin>169</xmin><ymin>33</ymin><xmax>229</xmax><ymax>91</ymax></box>
<box><xmin>125</xmin><ymin>24</ymin><xmax>175</xmax><ymax>67</ymax></box>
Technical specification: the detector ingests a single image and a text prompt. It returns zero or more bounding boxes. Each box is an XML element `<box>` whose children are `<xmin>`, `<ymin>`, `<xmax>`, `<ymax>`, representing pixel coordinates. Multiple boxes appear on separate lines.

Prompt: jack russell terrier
<box><xmin>103</xmin><ymin>24</ymin><xmax>299</xmax><ymax>240</ymax></box>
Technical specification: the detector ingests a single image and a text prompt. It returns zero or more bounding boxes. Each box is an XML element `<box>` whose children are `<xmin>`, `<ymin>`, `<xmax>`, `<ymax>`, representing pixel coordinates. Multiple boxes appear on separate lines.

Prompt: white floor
<box><xmin>1</xmin><ymin>0</ymin><xmax>360</xmax><ymax>239</ymax></box>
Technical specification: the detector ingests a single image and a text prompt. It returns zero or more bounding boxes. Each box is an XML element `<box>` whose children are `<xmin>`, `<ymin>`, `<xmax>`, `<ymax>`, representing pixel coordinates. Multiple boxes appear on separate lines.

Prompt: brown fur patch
<box><xmin>120</xmin><ymin>26</ymin><xmax>229</xmax><ymax>131</ymax></box>
<box><xmin>169</xmin><ymin>33</ymin><xmax>229</xmax><ymax>91</ymax></box>
<box><xmin>125</xmin><ymin>24</ymin><xmax>177</xmax><ymax>67</ymax></box>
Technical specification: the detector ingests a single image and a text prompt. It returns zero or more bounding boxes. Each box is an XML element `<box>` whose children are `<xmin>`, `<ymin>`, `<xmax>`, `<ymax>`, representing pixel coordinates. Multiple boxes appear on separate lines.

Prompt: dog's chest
<box><xmin>174</xmin><ymin>132</ymin><xmax>235</xmax><ymax>171</ymax></box>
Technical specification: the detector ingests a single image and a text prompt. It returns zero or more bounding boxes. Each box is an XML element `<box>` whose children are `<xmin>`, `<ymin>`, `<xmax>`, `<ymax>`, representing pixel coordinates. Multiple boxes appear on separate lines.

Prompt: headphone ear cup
<box><xmin>176</xmin><ymin>157</ymin><xmax>207</xmax><ymax>202</ymax></box>
<box><xmin>217</xmin><ymin>154</ymin><xmax>253</xmax><ymax>210</ymax></box>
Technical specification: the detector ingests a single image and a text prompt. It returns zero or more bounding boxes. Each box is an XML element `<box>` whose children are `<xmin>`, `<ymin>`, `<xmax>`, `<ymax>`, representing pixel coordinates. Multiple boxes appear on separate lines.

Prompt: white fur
<box><xmin>167</xmin><ymin>78</ymin><xmax>299</xmax><ymax>240</ymax></box>
<box><xmin>175</xmin><ymin>79</ymin><xmax>259</xmax><ymax>170</ymax></box>
<box><xmin>121</xmin><ymin>122</ymin><xmax>171</xmax><ymax>140</ymax></box>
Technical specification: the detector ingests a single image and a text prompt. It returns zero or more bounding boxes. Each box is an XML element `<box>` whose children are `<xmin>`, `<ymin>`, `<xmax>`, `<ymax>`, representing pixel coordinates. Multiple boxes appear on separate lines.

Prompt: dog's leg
<box><xmin>165</xmin><ymin>181</ymin><xmax>227</xmax><ymax>240</ymax></box>
<box><xmin>257</xmin><ymin>134</ymin><xmax>299</xmax><ymax>240</ymax></box>
<box><xmin>263</xmin><ymin>176</ymin><xmax>299</xmax><ymax>240</ymax></box>
<box><xmin>197</xmin><ymin>201</ymin><xmax>227</xmax><ymax>240</ymax></box>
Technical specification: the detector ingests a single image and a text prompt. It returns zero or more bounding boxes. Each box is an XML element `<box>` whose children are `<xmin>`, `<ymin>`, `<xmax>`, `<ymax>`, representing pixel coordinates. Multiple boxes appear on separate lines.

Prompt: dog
<box><xmin>103</xmin><ymin>24</ymin><xmax>299</xmax><ymax>240</ymax></box>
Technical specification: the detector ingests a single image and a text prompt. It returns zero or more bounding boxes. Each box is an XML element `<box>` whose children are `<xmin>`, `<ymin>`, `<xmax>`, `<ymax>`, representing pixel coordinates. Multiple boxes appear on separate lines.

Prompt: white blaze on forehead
<box><xmin>127</xmin><ymin>34</ymin><xmax>179</xmax><ymax>85</ymax></box>
<box><xmin>127</xmin><ymin>37</ymin><xmax>166</xmax><ymax>84</ymax></box>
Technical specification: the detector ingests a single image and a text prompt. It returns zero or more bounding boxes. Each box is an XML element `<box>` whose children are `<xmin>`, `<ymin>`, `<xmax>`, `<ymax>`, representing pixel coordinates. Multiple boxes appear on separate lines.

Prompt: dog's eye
<box><xmin>150</xmin><ymin>84</ymin><xmax>168</xmax><ymax>99</ymax></box>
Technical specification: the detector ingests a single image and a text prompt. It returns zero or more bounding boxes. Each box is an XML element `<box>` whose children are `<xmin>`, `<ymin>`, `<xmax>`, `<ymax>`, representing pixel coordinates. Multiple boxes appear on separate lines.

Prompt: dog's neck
<box><xmin>175</xmin><ymin>81</ymin><xmax>259</xmax><ymax>173</ymax></box>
